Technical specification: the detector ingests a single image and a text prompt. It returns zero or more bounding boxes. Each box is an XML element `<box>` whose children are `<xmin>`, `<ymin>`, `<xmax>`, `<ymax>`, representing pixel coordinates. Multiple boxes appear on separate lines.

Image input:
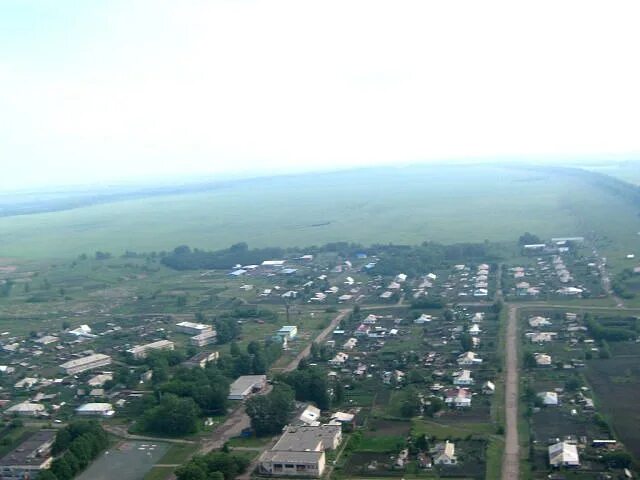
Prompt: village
<box><xmin>0</xmin><ymin>240</ymin><xmax>637</xmax><ymax>480</ymax></box>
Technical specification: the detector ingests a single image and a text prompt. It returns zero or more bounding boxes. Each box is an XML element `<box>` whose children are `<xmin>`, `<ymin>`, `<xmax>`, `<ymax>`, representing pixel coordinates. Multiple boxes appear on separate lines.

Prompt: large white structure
<box><xmin>228</xmin><ymin>375</ymin><xmax>267</xmax><ymax>400</ymax></box>
<box><xmin>127</xmin><ymin>340</ymin><xmax>175</xmax><ymax>359</ymax></box>
<box><xmin>76</xmin><ymin>403</ymin><xmax>115</xmax><ymax>417</ymax></box>
<box><xmin>259</xmin><ymin>425</ymin><xmax>341</xmax><ymax>478</ymax></box>
<box><xmin>176</xmin><ymin>321</ymin><xmax>212</xmax><ymax>335</ymax></box>
<box><xmin>5</xmin><ymin>402</ymin><xmax>45</xmax><ymax>417</ymax></box>
<box><xmin>60</xmin><ymin>353</ymin><xmax>112</xmax><ymax>375</ymax></box>
<box><xmin>276</xmin><ymin>326</ymin><xmax>298</xmax><ymax>340</ymax></box>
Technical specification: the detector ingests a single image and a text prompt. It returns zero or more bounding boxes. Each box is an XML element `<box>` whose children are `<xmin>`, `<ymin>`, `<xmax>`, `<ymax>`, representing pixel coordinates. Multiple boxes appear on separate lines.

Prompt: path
<box><xmin>501</xmin><ymin>304</ymin><xmax>519</xmax><ymax>480</ymax></box>
<box><xmin>103</xmin><ymin>424</ymin><xmax>195</xmax><ymax>444</ymax></box>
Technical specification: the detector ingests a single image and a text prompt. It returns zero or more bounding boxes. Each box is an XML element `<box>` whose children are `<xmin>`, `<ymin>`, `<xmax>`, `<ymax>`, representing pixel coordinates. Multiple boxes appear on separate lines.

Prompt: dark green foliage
<box><xmin>518</xmin><ymin>232</ymin><xmax>541</xmax><ymax>245</ymax></box>
<box><xmin>602</xmin><ymin>451</ymin><xmax>633</xmax><ymax>468</ymax></box>
<box><xmin>162</xmin><ymin>243</ymin><xmax>285</xmax><ymax>270</ymax></box>
<box><xmin>586</xmin><ymin>316</ymin><xmax>636</xmax><ymax>342</ymax></box>
<box><xmin>245</xmin><ymin>384</ymin><xmax>294</xmax><ymax>436</ymax></box>
<box><xmin>142</xmin><ymin>394</ymin><xmax>201</xmax><ymax>436</ymax></box>
<box><xmin>281</xmin><ymin>367</ymin><xmax>330</xmax><ymax>409</ymax></box>
<box><xmin>216</xmin><ymin>318</ymin><xmax>241</xmax><ymax>344</ymax></box>
<box><xmin>49</xmin><ymin>421</ymin><xmax>109</xmax><ymax>480</ymax></box>
<box><xmin>175</xmin><ymin>452</ymin><xmax>250</xmax><ymax>480</ymax></box>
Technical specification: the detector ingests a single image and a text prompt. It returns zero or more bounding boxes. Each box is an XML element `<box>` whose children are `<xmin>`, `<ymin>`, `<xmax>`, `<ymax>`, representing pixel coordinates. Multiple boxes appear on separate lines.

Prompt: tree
<box><xmin>246</xmin><ymin>385</ymin><xmax>294</xmax><ymax>436</ymax></box>
<box><xmin>602</xmin><ymin>451</ymin><xmax>632</xmax><ymax>468</ymax></box>
<box><xmin>518</xmin><ymin>232</ymin><xmax>541</xmax><ymax>245</ymax></box>
<box><xmin>460</xmin><ymin>333</ymin><xmax>473</xmax><ymax>352</ymax></box>
<box><xmin>175</xmin><ymin>462</ymin><xmax>208</xmax><ymax>480</ymax></box>
<box><xmin>37</xmin><ymin>470</ymin><xmax>58</xmax><ymax>480</ymax></box>
<box><xmin>143</xmin><ymin>394</ymin><xmax>201</xmax><ymax>436</ymax></box>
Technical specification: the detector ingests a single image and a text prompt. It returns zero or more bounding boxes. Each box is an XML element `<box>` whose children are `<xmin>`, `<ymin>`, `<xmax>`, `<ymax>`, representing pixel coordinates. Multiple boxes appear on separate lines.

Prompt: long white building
<box><xmin>60</xmin><ymin>353</ymin><xmax>112</xmax><ymax>375</ymax></box>
<box><xmin>127</xmin><ymin>340</ymin><xmax>175</xmax><ymax>359</ymax></box>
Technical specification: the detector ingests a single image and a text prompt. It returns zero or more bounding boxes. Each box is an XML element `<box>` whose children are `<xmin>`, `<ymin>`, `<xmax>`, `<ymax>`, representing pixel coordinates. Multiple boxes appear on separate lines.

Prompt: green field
<box><xmin>2</xmin><ymin>165</ymin><xmax>639</xmax><ymax>263</ymax></box>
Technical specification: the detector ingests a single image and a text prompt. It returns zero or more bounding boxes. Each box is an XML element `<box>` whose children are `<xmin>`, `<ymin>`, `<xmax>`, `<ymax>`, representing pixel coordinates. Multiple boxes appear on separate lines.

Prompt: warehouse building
<box><xmin>59</xmin><ymin>353</ymin><xmax>112</xmax><ymax>375</ymax></box>
<box><xmin>228</xmin><ymin>375</ymin><xmax>267</xmax><ymax>400</ymax></box>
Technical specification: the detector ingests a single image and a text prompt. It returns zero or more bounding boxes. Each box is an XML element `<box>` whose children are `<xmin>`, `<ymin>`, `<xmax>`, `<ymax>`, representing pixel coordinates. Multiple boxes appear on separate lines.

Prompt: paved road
<box><xmin>501</xmin><ymin>304</ymin><xmax>519</xmax><ymax>480</ymax></box>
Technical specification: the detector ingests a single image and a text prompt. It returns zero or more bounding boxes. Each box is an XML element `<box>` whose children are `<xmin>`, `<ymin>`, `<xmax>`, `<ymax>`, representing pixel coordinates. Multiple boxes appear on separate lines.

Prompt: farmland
<box><xmin>1</xmin><ymin>165</ymin><xmax>640</xmax><ymax>273</ymax></box>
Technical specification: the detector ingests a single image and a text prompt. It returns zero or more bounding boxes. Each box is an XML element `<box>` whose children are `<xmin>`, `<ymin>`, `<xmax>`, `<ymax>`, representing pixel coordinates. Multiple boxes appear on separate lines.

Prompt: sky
<box><xmin>1</xmin><ymin>0</ymin><xmax>639</xmax><ymax>190</ymax></box>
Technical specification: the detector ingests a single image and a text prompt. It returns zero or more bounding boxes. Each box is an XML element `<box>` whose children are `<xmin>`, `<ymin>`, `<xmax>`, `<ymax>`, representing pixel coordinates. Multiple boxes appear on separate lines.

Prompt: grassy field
<box><xmin>2</xmin><ymin>165</ymin><xmax>640</xmax><ymax>264</ymax></box>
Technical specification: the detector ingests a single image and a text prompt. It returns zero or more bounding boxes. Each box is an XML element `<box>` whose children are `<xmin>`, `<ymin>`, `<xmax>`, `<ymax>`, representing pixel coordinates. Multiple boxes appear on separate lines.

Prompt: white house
<box><xmin>548</xmin><ymin>442</ymin><xmax>580</xmax><ymax>467</ymax></box>
<box><xmin>535</xmin><ymin>353</ymin><xmax>552</xmax><ymax>366</ymax></box>
<box><xmin>329</xmin><ymin>352</ymin><xmax>349</xmax><ymax>366</ymax></box>
<box><xmin>298</xmin><ymin>405</ymin><xmax>321</xmax><ymax>426</ymax></box>
<box><xmin>528</xmin><ymin>316</ymin><xmax>552</xmax><ymax>328</ymax></box>
<box><xmin>414</xmin><ymin>314</ymin><xmax>432</xmax><ymax>324</ymax></box>
<box><xmin>538</xmin><ymin>392</ymin><xmax>559</xmax><ymax>406</ymax></box>
<box><xmin>363</xmin><ymin>314</ymin><xmax>377</xmax><ymax>325</ymax></box>
<box><xmin>444</xmin><ymin>388</ymin><xmax>471</xmax><ymax>408</ymax></box>
<box><xmin>453</xmin><ymin>370</ymin><xmax>474</xmax><ymax>386</ymax></box>
<box><xmin>431</xmin><ymin>441</ymin><xmax>456</xmax><ymax>465</ymax></box>
<box><xmin>457</xmin><ymin>351</ymin><xmax>482</xmax><ymax>365</ymax></box>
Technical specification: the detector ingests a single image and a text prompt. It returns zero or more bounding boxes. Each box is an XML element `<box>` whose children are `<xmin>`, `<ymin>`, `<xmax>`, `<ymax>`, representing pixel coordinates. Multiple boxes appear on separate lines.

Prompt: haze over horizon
<box><xmin>2</xmin><ymin>0</ymin><xmax>639</xmax><ymax>190</ymax></box>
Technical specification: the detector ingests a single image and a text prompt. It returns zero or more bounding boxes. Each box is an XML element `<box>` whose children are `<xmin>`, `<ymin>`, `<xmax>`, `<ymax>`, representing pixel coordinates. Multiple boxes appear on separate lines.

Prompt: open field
<box><xmin>2</xmin><ymin>166</ymin><xmax>640</xmax><ymax>267</ymax></box>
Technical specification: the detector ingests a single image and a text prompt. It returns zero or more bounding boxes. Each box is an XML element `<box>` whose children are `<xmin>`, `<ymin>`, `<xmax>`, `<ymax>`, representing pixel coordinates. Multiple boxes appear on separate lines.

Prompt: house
<box><xmin>258</xmin><ymin>425</ymin><xmax>342</xmax><ymax>478</ymax></box>
<box><xmin>60</xmin><ymin>353</ymin><xmax>112</xmax><ymax>375</ymax></box>
<box><xmin>457</xmin><ymin>351</ymin><xmax>482</xmax><ymax>365</ymax></box>
<box><xmin>431</xmin><ymin>441</ymin><xmax>457</xmax><ymax>465</ymax></box>
<box><xmin>5</xmin><ymin>402</ymin><xmax>45</xmax><ymax>417</ymax></box>
<box><xmin>535</xmin><ymin>353</ymin><xmax>552</xmax><ymax>366</ymax></box>
<box><xmin>127</xmin><ymin>340</ymin><xmax>175</xmax><ymax>359</ymax></box>
<box><xmin>528</xmin><ymin>316</ymin><xmax>551</xmax><ymax>328</ymax></box>
<box><xmin>482</xmin><ymin>381</ymin><xmax>495</xmax><ymax>394</ymax></box>
<box><xmin>473</xmin><ymin>288</ymin><xmax>488</xmax><ymax>297</ymax></box>
<box><xmin>538</xmin><ymin>392</ymin><xmax>559</xmax><ymax>406</ymax></box>
<box><xmin>395</xmin><ymin>273</ymin><xmax>408</xmax><ymax>283</ymax></box>
<box><xmin>414</xmin><ymin>314</ymin><xmax>432</xmax><ymax>324</ymax></box>
<box><xmin>329</xmin><ymin>411</ymin><xmax>355</xmax><ymax>427</ymax></box>
<box><xmin>471</xmin><ymin>312</ymin><xmax>484</xmax><ymax>323</ymax></box>
<box><xmin>343</xmin><ymin>338</ymin><xmax>357</xmax><ymax>350</ymax></box>
<box><xmin>87</xmin><ymin>373</ymin><xmax>113</xmax><ymax>387</ymax></box>
<box><xmin>329</xmin><ymin>352</ymin><xmax>349</xmax><ymax>366</ymax></box>
<box><xmin>228</xmin><ymin>375</ymin><xmax>267</xmax><ymax>400</ymax></box>
<box><xmin>468</xmin><ymin>324</ymin><xmax>481</xmax><ymax>335</ymax></box>
<box><xmin>34</xmin><ymin>335</ymin><xmax>59</xmax><ymax>345</ymax></box>
<box><xmin>354</xmin><ymin>324</ymin><xmax>370</xmax><ymax>336</ymax></box>
<box><xmin>363</xmin><ymin>314</ymin><xmax>377</xmax><ymax>325</ymax></box>
<box><xmin>68</xmin><ymin>324</ymin><xmax>95</xmax><ymax>338</ymax></box>
<box><xmin>298</xmin><ymin>405</ymin><xmax>321</xmax><ymax>426</ymax></box>
<box><xmin>0</xmin><ymin>430</ymin><xmax>56</xmax><ymax>480</ymax></box>
<box><xmin>548</xmin><ymin>441</ymin><xmax>580</xmax><ymax>467</ymax></box>
<box><xmin>453</xmin><ymin>370</ymin><xmax>474</xmax><ymax>386</ymax></box>
<box><xmin>76</xmin><ymin>403</ymin><xmax>114</xmax><ymax>417</ymax></box>
<box><xmin>444</xmin><ymin>388</ymin><xmax>472</xmax><ymax>408</ymax></box>
<box><xmin>527</xmin><ymin>332</ymin><xmax>557</xmax><ymax>343</ymax></box>
<box><xmin>276</xmin><ymin>326</ymin><xmax>298</xmax><ymax>340</ymax></box>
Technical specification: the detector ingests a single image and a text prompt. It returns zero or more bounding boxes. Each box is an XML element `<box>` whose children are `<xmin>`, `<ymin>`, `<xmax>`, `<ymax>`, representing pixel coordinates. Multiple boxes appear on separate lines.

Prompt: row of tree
<box><xmin>175</xmin><ymin>451</ymin><xmax>251</xmax><ymax>480</ymax></box>
<box><xmin>39</xmin><ymin>421</ymin><xmax>109</xmax><ymax>480</ymax></box>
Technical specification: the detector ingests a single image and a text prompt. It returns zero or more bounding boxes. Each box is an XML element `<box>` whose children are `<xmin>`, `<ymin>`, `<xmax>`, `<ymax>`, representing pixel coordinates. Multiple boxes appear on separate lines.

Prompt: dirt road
<box><xmin>502</xmin><ymin>304</ymin><xmax>519</xmax><ymax>480</ymax></box>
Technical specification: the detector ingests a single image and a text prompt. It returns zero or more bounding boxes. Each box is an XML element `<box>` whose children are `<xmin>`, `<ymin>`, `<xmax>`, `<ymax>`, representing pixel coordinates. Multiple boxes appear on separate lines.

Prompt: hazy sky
<box><xmin>1</xmin><ymin>1</ymin><xmax>639</xmax><ymax>189</ymax></box>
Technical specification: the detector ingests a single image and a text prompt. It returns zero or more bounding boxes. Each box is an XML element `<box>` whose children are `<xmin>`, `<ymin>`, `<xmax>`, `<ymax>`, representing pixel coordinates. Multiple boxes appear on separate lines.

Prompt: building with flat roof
<box><xmin>258</xmin><ymin>425</ymin><xmax>341</xmax><ymax>478</ymax></box>
<box><xmin>176</xmin><ymin>321</ymin><xmax>212</xmax><ymax>335</ymax></box>
<box><xmin>59</xmin><ymin>353</ymin><xmax>112</xmax><ymax>375</ymax></box>
<box><xmin>190</xmin><ymin>330</ymin><xmax>217</xmax><ymax>347</ymax></box>
<box><xmin>127</xmin><ymin>340</ymin><xmax>175</xmax><ymax>359</ymax></box>
<box><xmin>76</xmin><ymin>403</ymin><xmax>114</xmax><ymax>417</ymax></box>
<box><xmin>0</xmin><ymin>430</ymin><xmax>55</xmax><ymax>480</ymax></box>
<box><xmin>275</xmin><ymin>325</ymin><xmax>298</xmax><ymax>340</ymax></box>
<box><xmin>5</xmin><ymin>402</ymin><xmax>45</xmax><ymax>417</ymax></box>
<box><xmin>228</xmin><ymin>375</ymin><xmax>267</xmax><ymax>400</ymax></box>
